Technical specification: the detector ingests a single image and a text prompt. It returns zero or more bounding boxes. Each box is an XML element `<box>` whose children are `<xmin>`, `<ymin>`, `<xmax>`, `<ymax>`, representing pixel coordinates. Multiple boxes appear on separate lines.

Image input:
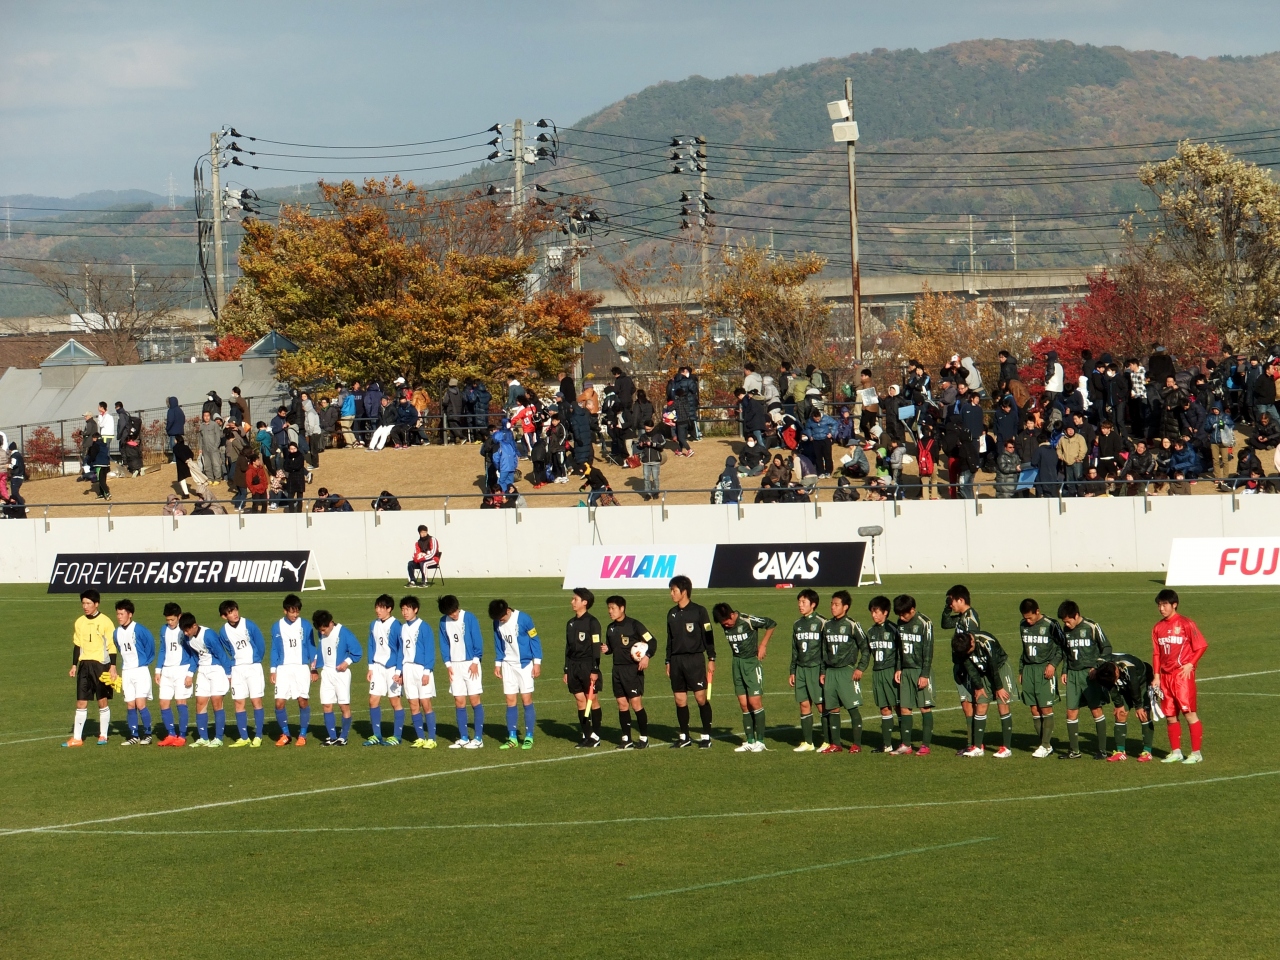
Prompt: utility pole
<box><xmin>844</xmin><ymin>77</ymin><xmax>862</xmax><ymax>362</ymax></box>
<box><xmin>210</xmin><ymin>132</ymin><xmax>225</xmax><ymax>315</ymax></box>
<box><xmin>1012</xmin><ymin>214</ymin><xmax>1018</xmax><ymax>270</ymax></box>
<box><xmin>513</xmin><ymin>118</ymin><xmax>524</xmax><ymax>259</ymax></box>
<box><xmin>969</xmin><ymin>214</ymin><xmax>975</xmax><ymax>276</ymax></box>
<box><xmin>699</xmin><ymin>139</ymin><xmax>710</xmax><ymax>282</ymax></box>
<box><xmin>4</xmin><ymin>203</ymin><xmax>9</xmax><ymax>241</ymax></box>
<box><xmin>167</xmin><ymin>173</ymin><xmax>177</xmax><ymax>210</ymax></box>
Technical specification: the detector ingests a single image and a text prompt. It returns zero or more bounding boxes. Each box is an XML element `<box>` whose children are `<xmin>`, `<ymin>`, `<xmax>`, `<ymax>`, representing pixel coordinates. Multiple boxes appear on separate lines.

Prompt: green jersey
<box><xmin>1019</xmin><ymin>616</ymin><xmax>1066</xmax><ymax>668</ymax></box>
<box><xmin>942</xmin><ymin>605</ymin><xmax>979</xmax><ymax>635</ymax></box>
<box><xmin>866</xmin><ymin>621</ymin><xmax>899</xmax><ymax>672</ymax></box>
<box><xmin>1099</xmin><ymin>652</ymin><xmax>1153</xmax><ymax>703</ymax></box>
<box><xmin>821</xmin><ymin>616</ymin><xmax>870</xmax><ymax>671</ymax></box>
<box><xmin>722</xmin><ymin>613</ymin><xmax>776</xmax><ymax>660</ymax></box>
<box><xmin>1063</xmin><ymin>618</ymin><xmax>1112</xmax><ymax>671</ymax></box>
<box><xmin>789</xmin><ymin>613</ymin><xmax>825</xmax><ymax>672</ymax></box>
<box><xmin>896</xmin><ymin>613</ymin><xmax>934</xmax><ymax>673</ymax></box>
<box><xmin>957</xmin><ymin>631</ymin><xmax>1010</xmax><ymax>690</ymax></box>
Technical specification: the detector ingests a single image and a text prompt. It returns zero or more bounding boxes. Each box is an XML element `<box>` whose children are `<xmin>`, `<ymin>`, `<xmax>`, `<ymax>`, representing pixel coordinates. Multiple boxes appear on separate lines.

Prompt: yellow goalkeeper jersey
<box><xmin>74</xmin><ymin>613</ymin><xmax>116</xmax><ymax>663</ymax></box>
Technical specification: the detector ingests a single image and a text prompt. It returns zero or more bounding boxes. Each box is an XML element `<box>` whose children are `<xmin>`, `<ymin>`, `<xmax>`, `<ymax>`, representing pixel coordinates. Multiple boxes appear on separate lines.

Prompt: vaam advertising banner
<box><xmin>563</xmin><ymin>542</ymin><xmax>865</xmax><ymax>589</ymax></box>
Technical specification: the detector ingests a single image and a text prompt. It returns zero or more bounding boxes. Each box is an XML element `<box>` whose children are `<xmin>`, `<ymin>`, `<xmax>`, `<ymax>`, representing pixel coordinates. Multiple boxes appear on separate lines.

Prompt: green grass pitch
<box><xmin>1</xmin><ymin>573</ymin><xmax>1278</xmax><ymax>959</ymax></box>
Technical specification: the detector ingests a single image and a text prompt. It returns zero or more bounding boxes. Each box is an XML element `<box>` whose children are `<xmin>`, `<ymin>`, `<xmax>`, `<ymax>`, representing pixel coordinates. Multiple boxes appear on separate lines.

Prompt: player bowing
<box><xmin>182</xmin><ymin>612</ymin><xmax>233</xmax><ymax>747</ymax></box>
<box><xmin>490</xmin><ymin>599</ymin><xmax>541</xmax><ymax>750</ymax></box>
<box><xmin>788</xmin><ymin>589</ymin><xmax>825</xmax><ymax>753</ymax></box>
<box><xmin>865</xmin><ymin>596</ymin><xmax>900</xmax><ymax>753</ymax></box>
<box><xmin>601</xmin><ymin>595</ymin><xmax>655</xmax><ymax>749</ymax></box>
<box><xmin>893</xmin><ymin>594</ymin><xmax>935</xmax><ymax>756</ymax></box>
<box><xmin>1018</xmin><ymin>599</ymin><xmax>1066</xmax><ymax>758</ymax></box>
<box><xmin>712</xmin><ymin>603</ymin><xmax>775</xmax><ymax>752</ymax></box>
<box><xmin>114</xmin><ymin>599</ymin><xmax>156</xmax><ymax>745</ymax></box>
<box><xmin>438</xmin><ymin>595</ymin><xmax>485</xmax><ymax>748</ymax></box>
<box><xmin>819</xmin><ymin>590</ymin><xmax>870</xmax><ymax>754</ymax></box>
<box><xmin>1057</xmin><ymin>600</ymin><xmax>1112</xmax><ymax>760</ymax></box>
<box><xmin>952</xmin><ymin>631</ymin><xmax>1017</xmax><ymax>758</ymax></box>
<box><xmin>218</xmin><ymin>600</ymin><xmax>268</xmax><ymax>748</ymax></box>
<box><xmin>312</xmin><ymin>610</ymin><xmax>362</xmax><ymax>745</ymax></box>
<box><xmin>365</xmin><ymin>594</ymin><xmax>404</xmax><ymax>746</ymax></box>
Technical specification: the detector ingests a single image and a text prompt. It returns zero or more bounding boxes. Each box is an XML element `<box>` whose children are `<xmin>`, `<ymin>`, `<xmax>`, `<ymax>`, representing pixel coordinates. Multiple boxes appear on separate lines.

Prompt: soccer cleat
<box><xmin>295</xmin><ymin>736</ymin><xmax>307</xmax><ymax>747</ymax></box>
<box><xmin>962</xmin><ymin>745</ymin><xmax>984</xmax><ymax>758</ymax></box>
<box><xmin>138</xmin><ymin>735</ymin><xmax>153</xmax><ymax>745</ymax></box>
<box><xmin>793</xmin><ymin>742</ymin><xmax>816</xmax><ymax>753</ymax></box>
<box><xmin>250</xmin><ymin>737</ymin><xmax>262</xmax><ymax>748</ymax></box>
<box><xmin>1092</xmin><ymin>751</ymin><xmax>1109</xmax><ymax>760</ymax></box>
<box><xmin>750</xmin><ymin>741</ymin><xmax>767</xmax><ymax>752</ymax></box>
<box><xmin>61</xmin><ymin>738</ymin><xmax>84</xmax><ymax>748</ymax></box>
<box><xmin>617</xmin><ymin>740</ymin><xmax>635</xmax><ymax>750</ymax></box>
<box><xmin>97</xmin><ymin>735</ymin><xmax>109</xmax><ymax>745</ymax></box>
<box><xmin>1161</xmin><ymin>749</ymin><xmax>1185</xmax><ymax>763</ymax></box>
<box><xmin>450</xmin><ymin>738</ymin><xmax>470</xmax><ymax>749</ymax></box>
<box><xmin>882</xmin><ymin>745</ymin><xmax>895</xmax><ymax>754</ymax></box>
<box><xmin>121</xmin><ymin>737</ymin><xmax>141</xmax><ymax>746</ymax></box>
<box><xmin>522</xmin><ymin>737</ymin><xmax>533</xmax><ymax>750</ymax></box>
<box><xmin>1137</xmin><ymin>750</ymin><xmax>1154</xmax><ymax>763</ymax></box>
<box><xmin>381</xmin><ymin>737</ymin><xmax>399</xmax><ymax>747</ymax></box>
<box><xmin>173</xmin><ymin>738</ymin><xmax>187</xmax><ymax>747</ymax></box>
<box><xmin>275</xmin><ymin>734</ymin><xmax>291</xmax><ymax>747</ymax></box>
<box><xmin>698</xmin><ymin>738</ymin><xmax>712</xmax><ymax>749</ymax></box>
<box><xmin>207</xmin><ymin>738</ymin><xmax>223</xmax><ymax>748</ymax></box>
<box><xmin>1181</xmin><ymin>750</ymin><xmax>1203</xmax><ymax>764</ymax></box>
<box><xmin>322</xmin><ymin>738</ymin><xmax>335</xmax><ymax>747</ymax></box>
<box><xmin>914</xmin><ymin>746</ymin><xmax>931</xmax><ymax>756</ymax></box>
<box><xmin>1106</xmin><ymin>751</ymin><xmax>1128</xmax><ymax>762</ymax></box>
<box><xmin>500</xmin><ymin>737</ymin><xmax>519</xmax><ymax>750</ymax></box>
<box><xmin>334</xmin><ymin>738</ymin><xmax>347</xmax><ymax>746</ymax></box>
<box><xmin>409</xmin><ymin>738</ymin><xmax>424</xmax><ymax>749</ymax></box>
<box><xmin>1060</xmin><ymin>750</ymin><xmax>1083</xmax><ymax>760</ymax></box>
<box><xmin>189</xmin><ymin>738</ymin><xmax>208</xmax><ymax>748</ymax></box>
<box><xmin>227</xmin><ymin>738</ymin><xmax>251</xmax><ymax>748</ymax></box>
<box><xmin>735</xmin><ymin>742</ymin><xmax>754</xmax><ymax>752</ymax></box>
<box><xmin>892</xmin><ymin>744</ymin><xmax>914</xmax><ymax>756</ymax></box>
<box><xmin>423</xmin><ymin>738</ymin><xmax>437</xmax><ymax>749</ymax></box>
<box><xmin>1031</xmin><ymin>745</ymin><xmax>1052</xmax><ymax>758</ymax></box>
<box><xmin>362</xmin><ymin>736</ymin><xmax>382</xmax><ymax>747</ymax></box>
<box><xmin>956</xmin><ymin>746</ymin><xmax>970</xmax><ymax>756</ymax></box>
<box><xmin>670</xmin><ymin>736</ymin><xmax>693</xmax><ymax>749</ymax></box>
<box><xmin>633</xmin><ymin>739</ymin><xmax>649</xmax><ymax>749</ymax></box>
<box><xmin>587</xmin><ymin>736</ymin><xmax>602</xmax><ymax>749</ymax></box>
<box><xmin>847</xmin><ymin>744</ymin><xmax>860</xmax><ymax>754</ymax></box>
<box><xmin>465</xmin><ymin>738</ymin><xmax>483</xmax><ymax>749</ymax></box>
<box><xmin>817</xmin><ymin>743</ymin><xmax>840</xmax><ymax>754</ymax></box>
<box><xmin>155</xmin><ymin>735</ymin><xmax>174</xmax><ymax>747</ymax></box>
<box><xmin>993</xmin><ymin>747</ymin><xmax>1013</xmax><ymax>759</ymax></box>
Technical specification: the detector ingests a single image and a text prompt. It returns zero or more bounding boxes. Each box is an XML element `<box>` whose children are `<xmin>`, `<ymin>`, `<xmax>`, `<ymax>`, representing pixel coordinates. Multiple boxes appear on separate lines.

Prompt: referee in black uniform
<box><xmin>666</xmin><ymin>575</ymin><xmax>715</xmax><ymax>748</ymax></box>
<box><xmin>564</xmin><ymin>587</ymin><xmax>604</xmax><ymax>747</ymax></box>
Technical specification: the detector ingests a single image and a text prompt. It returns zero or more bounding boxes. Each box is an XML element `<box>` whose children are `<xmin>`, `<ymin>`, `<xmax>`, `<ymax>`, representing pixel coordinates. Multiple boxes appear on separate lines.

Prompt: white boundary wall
<box><xmin>5</xmin><ymin>495</ymin><xmax>1277</xmax><ymax>584</ymax></box>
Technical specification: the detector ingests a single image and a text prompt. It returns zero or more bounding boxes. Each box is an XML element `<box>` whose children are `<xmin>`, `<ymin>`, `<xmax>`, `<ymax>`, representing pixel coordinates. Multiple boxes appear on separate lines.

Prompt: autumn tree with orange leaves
<box><xmin>219</xmin><ymin>178</ymin><xmax>598</xmax><ymax>390</ymax></box>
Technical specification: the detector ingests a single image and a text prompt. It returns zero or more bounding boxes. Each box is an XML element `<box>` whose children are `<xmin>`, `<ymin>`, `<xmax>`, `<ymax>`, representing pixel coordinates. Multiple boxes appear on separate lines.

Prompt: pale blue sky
<box><xmin>3</xmin><ymin>0</ymin><xmax>1278</xmax><ymax>196</ymax></box>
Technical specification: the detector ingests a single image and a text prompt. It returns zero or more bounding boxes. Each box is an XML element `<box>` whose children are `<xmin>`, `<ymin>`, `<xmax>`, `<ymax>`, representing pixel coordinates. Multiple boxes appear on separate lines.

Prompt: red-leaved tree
<box><xmin>205</xmin><ymin>335</ymin><xmax>250</xmax><ymax>362</ymax></box>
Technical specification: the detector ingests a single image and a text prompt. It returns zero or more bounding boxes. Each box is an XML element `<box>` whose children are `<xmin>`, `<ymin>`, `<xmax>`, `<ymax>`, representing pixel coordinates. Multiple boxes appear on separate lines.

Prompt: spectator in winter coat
<box><xmin>229</xmin><ymin>387</ymin><xmax>248</xmax><ymax>426</ymax></box>
<box><xmin>202</xmin><ymin>391</ymin><xmax>223</xmax><ymax>418</ymax></box>
<box><xmin>634</xmin><ymin>421</ymin><xmax>666</xmax><ymax>499</ymax></box>
<box><xmin>270</xmin><ymin>406</ymin><xmax>290</xmax><ymax>462</ymax></box>
<box><xmin>993</xmin><ymin>396</ymin><xmax>1020</xmax><ymax>446</ymax></box>
<box><xmin>742</xmin><ymin>363</ymin><xmax>763</xmax><ymax>397</ymax></box>
<box><xmin>671</xmin><ymin>367</ymin><xmax>699</xmax><ymax>454</ymax></box>
<box><xmin>997</xmin><ymin>351</ymin><xmax>1018</xmax><ymax>391</ymax></box>
<box><xmin>959</xmin><ymin>391</ymin><xmax>986</xmax><ymax>444</ymax></box>
<box><xmin>472</xmin><ymin>381</ymin><xmax>493</xmax><ymax>437</ymax></box>
<box><xmin>339</xmin><ymin>385</ymin><xmax>358</xmax><ymax>446</ymax></box>
<box><xmin>802</xmin><ymin>408</ymin><xmax>838</xmax><ymax>477</ymax></box>
<box><xmin>760</xmin><ymin>375</ymin><xmax>780</xmax><ymax>405</ymax></box>
<box><xmin>1147</xmin><ymin>345</ymin><xmax>1176</xmax><ymax>388</ymax></box>
<box><xmin>1168</xmin><ymin>438</ymin><xmax>1203</xmax><ymax>479</ymax></box>
<box><xmin>960</xmin><ymin>357</ymin><xmax>984</xmax><ymax>396</ymax></box>
<box><xmin>360</xmin><ymin>382</ymin><xmax>383</xmax><ymax>445</ymax></box>
<box><xmin>302</xmin><ymin>395</ymin><xmax>322</xmax><ymax>467</ymax></box>
<box><xmin>737</xmin><ymin>435</ymin><xmax>767</xmax><ymax>476</ymax></box>
<box><xmin>1030</xmin><ymin>433</ymin><xmax>1063</xmax><ymax>497</ymax></box>
<box><xmin>1205</xmin><ymin>403</ymin><xmax>1237</xmax><ymax>479</ymax></box>
<box><xmin>198</xmin><ymin>411</ymin><xmax>224</xmax><ymax>482</ymax></box>
<box><xmin>568</xmin><ymin>400</ymin><xmax>594</xmax><ymax>470</ymax></box>
<box><xmin>319</xmin><ymin>398</ymin><xmax>341</xmax><ymax>448</ymax></box>
<box><xmin>165</xmin><ymin>396</ymin><xmax>186</xmax><ymax>455</ymax></box>
<box><xmin>630</xmin><ymin>389</ymin><xmax>655</xmax><ymax>435</ymax></box>
<box><xmin>1247</xmin><ymin>411</ymin><xmax>1279</xmax><ymax>450</ymax></box>
<box><xmin>281</xmin><ymin>441</ymin><xmax>307</xmax><ymax>512</ymax></box>
<box><xmin>368</xmin><ymin>396</ymin><xmax>398</xmax><ymax>451</ymax></box>
<box><xmin>834</xmin><ymin>406</ymin><xmax>855</xmax><ymax>446</ymax></box>
<box><xmin>87</xmin><ymin>434</ymin><xmax>111</xmax><ymax>500</ymax></box>
<box><xmin>995</xmin><ymin>439</ymin><xmax>1022</xmax><ymax>499</ymax></box>
<box><xmin>1096</xmin><ymin>420</ymin><xmax>1124</xmax><ymax>477</ymax></box>
<box><xmin>392</xmin><ymin>396</ymin><xmax>419</xmax><ymax>447</ymax></box>
<box><xmin>1043</xmin><ymin>351</ymin><xmax>1065</xmax><ymax>412</ymax></box>
<box><xmin>1057</xmin><ymin>424</ymin><xmax>1087</xmax><ymax>493</ymax></box>
<box><xmin>735</xmin><ymin>387</ymin><xmax>767</xmax><ymax>445</ymax></box>
<box><xmin>173</xmin><ymin>437</ymin><xmax>195</xmax><ymax>497</ymax></box>
<box><xmin>612</xmin><ymin>367</ymin><xmax>635</xmax><ymax>415</ymax></box>
<box><xmin>232</xmin><ymin>448</ymin><xmax>253</xmax><ymax>511</ymax></box>
<box><xmin>714</xmin><ymin>456</ymin><xmax>742</xmax><ymax>504</ymax></box>
<box><xmin>1252</xmin><ymin>360</ymin><xmax>1279</xmax><ymax>424</ymax></box>
<box><xmin>442</xmin><ymin>378</ymin><xmax>465</xmax><ymax>444</ymax></box>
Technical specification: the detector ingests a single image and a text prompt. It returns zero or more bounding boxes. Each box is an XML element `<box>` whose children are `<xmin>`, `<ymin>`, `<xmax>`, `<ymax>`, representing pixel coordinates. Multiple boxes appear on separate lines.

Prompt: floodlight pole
<box><xmin>513</xmin><ymin>118</ymin><xmax>524</xmax><ymax>259</ymax></box>
<box><xmin>844</xmin><ymin>77</ymin><xmax>862</xmax><ymax>362</ymax></box>
<box><xmin>210</xmin><ymin>131</ymin><xmax>225</xmax><ymax>316</ymax></box>
<box><xmin>700</xmin><ymin>140</ymin><xmax>710</xmax><ymax>283</ymax></box>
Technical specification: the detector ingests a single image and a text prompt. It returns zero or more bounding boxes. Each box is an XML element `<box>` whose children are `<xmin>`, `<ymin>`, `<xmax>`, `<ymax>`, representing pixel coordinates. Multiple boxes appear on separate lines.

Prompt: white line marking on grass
<box><xmin>628</xmin><ymin>837</ymin><xmax>995</xmax><ymax>900</ymax></box>
<box><xmin>0</xmin><ymin>750</ymin><xmax>617</xmax><ymax>838</ymax></box>
<box><xmin>0</xmin><ymin>735</ymin><xmax>65</xmax><ymax>747</ymax></box>
<box><xmin>1198</xmin><ymin>692</ymin><xmax>1280</xmax><ymax>697</ymax></box>
<box><xmin>23</xmin><ymin>769</ymin><xmax>1280</xmax><ymax>840</ymax></box>
<box><xmin>1198</xmin><ymin>670</ymin><xmax>1280</xmax><ymax>682</ymax></box>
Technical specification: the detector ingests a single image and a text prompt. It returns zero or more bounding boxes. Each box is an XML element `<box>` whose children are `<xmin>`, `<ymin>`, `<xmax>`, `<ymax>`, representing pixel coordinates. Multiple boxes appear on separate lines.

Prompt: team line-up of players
<box><xmin>62</xmin><ymin>578</ymin><xmax>1207</xmax><ymax>763</ymax></box>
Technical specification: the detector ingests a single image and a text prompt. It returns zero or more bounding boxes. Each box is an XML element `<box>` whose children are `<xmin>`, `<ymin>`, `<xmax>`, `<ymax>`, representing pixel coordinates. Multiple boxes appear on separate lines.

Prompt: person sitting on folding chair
<box><xmin>407</xmin><ymin>525</ymin><xmax>443</xmax><ymax>587</ymax></box>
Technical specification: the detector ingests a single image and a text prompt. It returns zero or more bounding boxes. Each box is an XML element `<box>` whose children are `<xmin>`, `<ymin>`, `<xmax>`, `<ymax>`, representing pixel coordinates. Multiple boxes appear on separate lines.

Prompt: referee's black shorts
<box><xmin>565</xmin><ymin>659</ymin><xmax>600</xmax><ymax>696</ymax></box>
<box><xmin>76</xmin><ymin>660</ymin><xmax>113</xmax><ymax>702</ymax></box>
<box><xmin>667</xmin><ymin>653</ymin><xmax>707</xmax><ymax>694</ymax></box>
<box><xmin>612</xmin><ymin>666</ymin><xmax>645</xmax><ymax>700</ymax></box>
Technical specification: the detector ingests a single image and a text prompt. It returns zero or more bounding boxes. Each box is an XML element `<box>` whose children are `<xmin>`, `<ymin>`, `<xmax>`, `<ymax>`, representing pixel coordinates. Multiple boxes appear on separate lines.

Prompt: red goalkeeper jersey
<box><xmin>1151</xmin><ymin>613</ymin><xmax>1207</xmax><ymax>676</ymax></box>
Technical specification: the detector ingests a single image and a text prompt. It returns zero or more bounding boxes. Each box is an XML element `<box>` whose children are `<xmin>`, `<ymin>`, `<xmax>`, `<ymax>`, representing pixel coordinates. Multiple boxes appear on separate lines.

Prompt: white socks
<box><xmin>99</xmin><ymin>706</ymin><xmax>111</xmax><ymax>738</ymax></box>
<box><xmin>73</xmin><ymin>708</ymin><xmax>88</xmax><ymax>740</ymax></box>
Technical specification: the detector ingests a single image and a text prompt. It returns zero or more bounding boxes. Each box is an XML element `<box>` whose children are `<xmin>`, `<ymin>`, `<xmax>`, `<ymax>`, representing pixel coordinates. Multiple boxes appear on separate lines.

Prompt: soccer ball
<box><xmin>631</xmin><ymin>641</ymin><xmax>649</xmax><ymax>663</ymax></box>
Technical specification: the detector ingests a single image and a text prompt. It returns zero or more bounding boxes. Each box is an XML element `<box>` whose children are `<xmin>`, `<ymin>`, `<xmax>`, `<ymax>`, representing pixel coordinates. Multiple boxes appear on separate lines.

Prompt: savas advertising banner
<box><xmin>48</xmin><ymin>552</ymin><xmax>312</xmax><ymax>593</ymax></box>
<box><xmin>1165</xmin><ymin>537</ymin><xmax>1280</xmax><ymax>586</ymax></box>
<box><xmin>562</xmin><ymin>541</ymin><xmax>865</xmax><ymax>589</ymax></box>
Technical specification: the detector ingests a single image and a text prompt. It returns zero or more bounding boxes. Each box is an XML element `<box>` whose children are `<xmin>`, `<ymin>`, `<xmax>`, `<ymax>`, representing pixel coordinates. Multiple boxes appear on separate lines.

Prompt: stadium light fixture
<box><xmin>826</xmin><ymin>99</ymin><xmax>852</xmax><ymax>121</ymax></box>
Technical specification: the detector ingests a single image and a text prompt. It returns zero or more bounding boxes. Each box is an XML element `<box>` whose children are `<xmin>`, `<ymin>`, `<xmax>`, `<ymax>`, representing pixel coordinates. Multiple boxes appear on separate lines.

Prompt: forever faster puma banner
<box><xmin>562</xmin><ymin>541</ymin><xmax>864</xmax><ymax>589</ymax></box>
<box><xmin>48</xmin><ymin>552</ymin><xmax>312</xmax><ymax>593</ymax></box>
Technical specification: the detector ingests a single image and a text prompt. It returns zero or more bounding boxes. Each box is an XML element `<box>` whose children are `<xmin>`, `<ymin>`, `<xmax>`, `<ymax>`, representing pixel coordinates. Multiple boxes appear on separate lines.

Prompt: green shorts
<box><xmin>1066</xmin><ymin>669</ymin><xmax>1105</xmax><ymax>711</ymax></box>
<box><xmin>872</xmin><ymin>669</ymin><xmax>899</xmax><ymax>710</ymax></box>
<box><xmin>975</xmin><ymin>664</ymin><xmax>1019</xmax><ymax>705</ymax></box>
<box><xmin>732</xmin><ymin>657</ymin><xmax>764</xmax><ymax>698</ymax></box>
<box><xmin>793</xmin><ymin>665</ymin><xmax>822</xmax><ymax>706</ymax></box>
<box><xmin>1109</xmin><ymin>681</ymin><xmax>1150</xmax><ymax>713</ymax></box>
<box><xmin>822</xmin><ymin>669</ymin><xmax>862</xmax><ymax>711</ymax></box>
<box><xmin>898</xmin><ymin>669</ymin><xmax>935</xmax><ymax>710</ymax></box>
<box><xmin>1019</xmin><ymin>664</ymin><xmax>1058</xmax><ymax>708</ymax></box>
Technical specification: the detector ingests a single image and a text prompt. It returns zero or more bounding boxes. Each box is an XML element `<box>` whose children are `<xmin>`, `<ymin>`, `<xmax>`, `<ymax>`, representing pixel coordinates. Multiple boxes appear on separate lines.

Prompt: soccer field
<box><xmin>2</xmin><ymin>573</ymin><xmax>1278</xmax><ymax>959</ymax></box>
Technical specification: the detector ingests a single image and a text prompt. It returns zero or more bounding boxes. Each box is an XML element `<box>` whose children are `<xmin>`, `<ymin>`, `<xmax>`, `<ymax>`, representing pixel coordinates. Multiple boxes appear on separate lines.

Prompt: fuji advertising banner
<box><xmin>1165</xmin><ymin>538</ymin><xmax>1280</xmax><ymax>586</ymax></box>
<box><xmin>562</xmin><ymin>542</ymin><xmax>865</xmax><ymax>590</ymax></box>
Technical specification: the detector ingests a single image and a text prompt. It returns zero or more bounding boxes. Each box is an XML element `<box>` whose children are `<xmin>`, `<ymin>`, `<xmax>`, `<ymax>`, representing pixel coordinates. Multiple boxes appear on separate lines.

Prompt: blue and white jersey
<box><xmin>368</xmin><ymin>617</ymin><xmax>403</xmax><ymax>670</ymax></box>
<box><xmin>440</xmin><ymin>610</ymin><xmax>483</xmax><ymax>666</ymax></box>
<box><xmin>272</xmin><ymin>615</ymin><xmax>314</xmax><ymax>668</ymax></box>
<box><xmin>496</xmin><ymin>609</ymin><xmax>541</xmax><ymax>666</ymax></box>
<box><xmin>401</xmin><ymin>618</ymin><xmax>436</xmax><ymax>670</ymax></box>
<box><xmin>220</xmin><ymin>617</ymin><xmax>266</xmax><ymax>667</ymax></box>
<box><xmin>158</xmin><ymin>623</ymin><xmax>194</xmax><ymax>670</ymax></box>
<box><xmin>114</xmin><ymin>621</ymin><xmax>155</xmax><ymax>669</ymax></box>
<box><xmin>317</xmin><ymin>624</ymin><xmax>363</xmax><ymax>670</ymax></box>
<box><xmin>187</xmin><ymin>626</ymin><xmax>232</xmax><ymax>673</ymax></box>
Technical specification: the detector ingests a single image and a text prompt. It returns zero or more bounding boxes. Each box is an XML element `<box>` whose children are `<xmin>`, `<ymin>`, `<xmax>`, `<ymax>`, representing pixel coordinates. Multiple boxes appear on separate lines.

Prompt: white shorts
<box><xmin>403</xmin><ymin>666</ymin><xmax>436</xmax><ymax>701</ymax></box>
<box><xmin>231</xmin><ymin>663</ymin><xmax>266</xmax><ymax>701</ymax></box>
<box><xmin>274</xmin><ymin>663</ymin><xmax>312</xmax><ymax>701</ymax></box>
<box><xmin>320</xmin><ymin>667</ymin><xmax>353</xmax><ymax>706</ymax></box>
<box><xmin>195</xmin><ymin>666</ymin><xmax>231</xmax><ymax>698</ymax></box>
<box><xmin>122</xmin><ymin>666</ymin><xmax>152</xmax><ymax>702</ymax></box>
<box><xmin>368</xmin><ymin>663</ymin><xmax>403</xmax><ymax>699</ymax></box>
<box><xmin>448</xmin><ymin>664</ymin><xmax>483</xmax><ymax>699</ymax></box>
<box><xmin>501</xmin><ymin>661</ymin><xmax>535</xmax><ymax>696</ymax></box>
<box><xmin>158</xmin><ymin>667</ymin><xmax>193</xmax><ymax>701</ymax></box>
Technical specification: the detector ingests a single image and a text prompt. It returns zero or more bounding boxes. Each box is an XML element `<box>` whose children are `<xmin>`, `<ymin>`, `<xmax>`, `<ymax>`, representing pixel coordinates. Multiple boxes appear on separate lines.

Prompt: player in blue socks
<box><xmin>311</xmin><ymin>609</ymin><xmax>362</xmax><ymax>745</ymax></box>
<box><xmin>364</xmin><ymin>594</ymin><xmax>404</xmax><ymax>745</ymax></box>
<box><xmin>489</xmin><ymin>598</ymin><xmax>542</xmax><ymax>750</ymax></box>
<box><xmin>399</xmin><ymin>596</ymin><xmax>439</xmax><ymax>748</ymax></box>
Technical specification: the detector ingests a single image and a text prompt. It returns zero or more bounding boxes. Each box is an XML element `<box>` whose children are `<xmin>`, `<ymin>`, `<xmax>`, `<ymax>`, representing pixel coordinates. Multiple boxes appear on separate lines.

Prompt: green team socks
<box><xmin>752</xmin><ymin>708</ymin><xmax>766</xmax><ymax>742</ymax></box>
<box><xmin>1001</xmin><ymin>713</ymin><xmax>1013</xmax><ymax>750</ymax></box>
<box><xmin>974</xmin><ymin>714</ymin><xmax>987</xmax><ymax>749</ymax></box>
<box><xmin>1094</xmin><ymin>715</ymin><xmax>1108</xmax><ymax>753</ymax></box>
<box><xmin>1039</xmin><ymin>711</ymin><xmax>1054</xmax><ymax>748</ymax></box>
<box><xmin>922</xmin><ymin>711</ymin><xmax>933</xmax><ymax>747</ymax></box>
<box><xmin>967</xmin><ymin>713</ymin><xmax>976</xmax><ymax>748</ymax></box>
<box><xmin>1115</xmin><ymin>720</ymin><xmax>1128</xmax><ymax>754</ymax></box>
<box><xmin>893</xmin><ymin>714</ymin><xmax>908</xmax><ymax>748</ymax></box>
<box><xmin>801</xmin><ymin>713</ymin><xmax>814</xmax><ymax>746</ymax></box>
<box><xmin>742</xmin><ymin>712</ymin><xmax>754</xmax><ymax>743</ymax></box>
<box><xmin>1141</xmin><ymin>719</ymin><xmax>1154</xmax><ymax>751</ymax></box>
<box><xmin>1033</xmin><ymin>715</ymin><xmax>1043</xmax><ymax>741</ymax></box>
<box><xmin>849</xmin><ymin>707</ymin><xmax>863</xmax><ymax>748</ymax></box>
<box><xmin>828</xmin><ymin>712</ymin><xmax>842</xmax><ymax>748</ymax></box>
<box><xmin>1067</xmin><ymin>718</ymin><xmax>1080</xmax><ymax>753</ymax></box>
